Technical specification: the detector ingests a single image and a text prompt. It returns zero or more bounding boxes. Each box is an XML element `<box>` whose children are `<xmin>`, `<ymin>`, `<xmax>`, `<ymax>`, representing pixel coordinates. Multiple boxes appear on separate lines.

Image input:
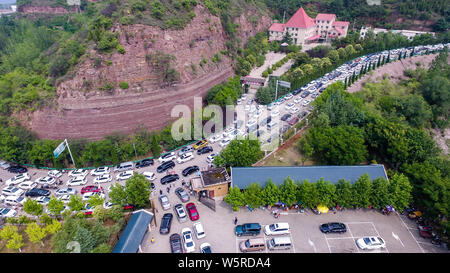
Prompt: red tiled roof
<box><xmin>333</xmin><ymin>21</ymin><xmax>350</xmax><ymax>27</ymax></box>
<box><xmin>269</xmin><ymin>23</ymin><xmax>285</xmax><ymax>32</ymax></box>
<box><xmin>315</xmin><ymin>13</ymin><xmax>336</xmax><ymax>21</ymax></box>
<box><xmin>285</xmin><ymin>7</ymin><xmax>316</xmax><ymax>29</ymax></box>
<box><xmin>334</xmin><ymin>27</ymin><xmax>345</xmax><ymax>35</ymax></box>
<box><xmin>306</xmin><ymin>34</ymin><xmax>321</xmax><ymax>41</ymax></box>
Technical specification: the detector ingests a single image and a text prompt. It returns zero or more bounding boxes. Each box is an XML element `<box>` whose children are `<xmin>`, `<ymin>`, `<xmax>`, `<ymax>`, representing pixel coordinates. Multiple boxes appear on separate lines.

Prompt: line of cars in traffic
<box><xmin>234</xmin><ymin>221</ymin><xmax>385</xmax><ymax>252</ymax></box>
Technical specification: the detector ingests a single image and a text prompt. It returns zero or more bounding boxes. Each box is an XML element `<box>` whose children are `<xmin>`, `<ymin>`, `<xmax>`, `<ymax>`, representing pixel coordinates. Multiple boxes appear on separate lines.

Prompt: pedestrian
<box><xmin>234</xmin><ymin>217</ymin><xmax>238</xmax><ymax>225</ymax></box>
<box><xmin>159</xmin><ymin>189</ymin><xmax>162</xmax><ymax>195</ymax></box>
<box><xmin>166</xmin><ymin>187</ymin><xmax>170</xmax><ymax>193</ymax></box>
<box><xmin>151</xmin><ymin>237</ymin><xmax>155</xmax><ymax>244</ymax></box>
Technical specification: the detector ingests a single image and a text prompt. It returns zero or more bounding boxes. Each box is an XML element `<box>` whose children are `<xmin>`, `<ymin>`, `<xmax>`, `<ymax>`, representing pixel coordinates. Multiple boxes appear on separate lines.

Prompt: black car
<box><xmin>292</xmin><ymin>88</ymin><xmax>301</xmax><ymax>95</ymax></box>
<box><xmin>160</xmin><ymin>213</ymin><xmax>173</xmax><ymax>234</ymax></box>
<box><xmin>170</xmin><ymin>233</ymin><xmax>183</xmax><ymax>253</ymax></box>
<box><xmin>161</xmin><ymin>174</ymin><xmax>180</xmax><ymax>185</ymax></box>
<box><xmin>25</xmin><ymin>187</ymin><xmax>51</xmax><ymax>197</ymax></box>
<box><xmin>300</xmin><ymin>91</ymin><xmax>310</xmax><ymax>98</ymax></box>
<box><xmin>182</xmin><ymin>165</ymin><xmax>199</xmax><ymax>177</ymax></box>
<box><xmin>281</xmin><ymin>114</ymin><xmax>292</xmax><ymax>121</ymax></box>
<box><xmin>197</xmin><ymin>146</ymin><xmax>213</xmax><ymax>155</ymax></box>
<box><xmin>7</xmin><ymin>165</ymin><xmax>27</xmax><ymax>174</ymax></box>
<box><xmin>135</xmin><ymin>158</ymin><xmax>153</xmax><ymax>168</ymax></box>
<box><xmin>235</xmin><ymin>223</ymin><xmax>261</xmax><ymax>237</ymax></box>
<box><xmin>260</xmin><ymin>116</ymin><xmax>271</xmax><ymax>127</ymax></box>
<box><xmin>156</xmin><ymin>160</ymin><xmax>175</xmax><ymax>173</ymax></box>
<box><xmin>319</xmin><ymin>222</ymin><xmax>347</xmax><ymax>234</ymax></box>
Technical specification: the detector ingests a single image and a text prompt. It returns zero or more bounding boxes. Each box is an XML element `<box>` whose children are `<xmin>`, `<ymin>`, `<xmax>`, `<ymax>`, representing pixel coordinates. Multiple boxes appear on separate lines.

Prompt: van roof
<box><xmin>271</xmin><ymin>236</ymin><xmax>292</xmax><ymax>244</ymax></box>
<box><xmin>247</xmin><ymin>238</ymin><xmax>265</xmax><ymax>244</ymax></box>
<box><xmin>274</xmin><ymin>222</ymin><xmax>290</xmax><ymax>229</ymax></box>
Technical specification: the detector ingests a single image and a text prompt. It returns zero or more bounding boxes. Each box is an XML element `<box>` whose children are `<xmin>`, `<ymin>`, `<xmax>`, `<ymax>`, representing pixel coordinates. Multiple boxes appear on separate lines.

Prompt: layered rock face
<box><xmin>23</xmin><ymin>4</ymin><xmax>272</xmax><ymax>140</ymax></box>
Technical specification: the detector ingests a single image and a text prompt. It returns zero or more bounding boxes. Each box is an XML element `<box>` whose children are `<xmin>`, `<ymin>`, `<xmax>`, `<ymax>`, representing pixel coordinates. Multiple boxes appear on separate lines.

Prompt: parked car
<box><xmin>177</xmin><ymin>152</ymin><xmax>194</xmax><ymax>164</ymax></box>
<box><xmin>156</xmin><ymin>160</ymin><xmax>175</xmax><ymax>173</ymax></box>
<box><xmin>68</xmin><ymin>169</ymin><xmax>88</xmax><ymax>178</ymax></box>
<box><xmin>6</xmin><ymin>165</ymin><xmax>27</xmax><ymax>174</ymax></box>
<box><xmin>193</xmin><ymin>139</ymin><xmax>208</xmax><ymax>150</ymax></box>
<box><xmin>175</xmin><ymin>188</ymin><xmax>190</xmax><ymax>203</ymax></box>
<box><xmin>58</xmin><ymin>194</ymin><xmax>71</xmax><ymax>203</ymax></box>
<box><xmin>116</xmin><ymin>170</ymin><xmax>134</xmax><ymax>181</ymax></box>
<box><xmin>158</xmin><ymin>152</ymin><xmax>176</xmax><ymax>164</ymax></box>
<box><xmin>288</xmin><ymin>117</ymin><xmax>299</xmax><ymax>126</ymax></box>
<box><xmin>206</xmin><ymin>154</ymin><xmax>217</xmax><ymax>163</ymax></box>
<box><xmin>264</xmin><ymin>222</ymin><xmax>290</xmax><ymax>236</ymax></box>
<box><xmin>35</xmin><ymin>176</ymin><xmax>56</xmax><ymax>186</ymax></box>
<box><xmin>186</xmin><ymin>202</ymin><xmax>199</xmax><ymax>221</ymax></box>
<box><xmin>178</xmin><ymin>146</ymin><xmax>194</xmax><ymax>157</ymax></box>
<box><xmin>67</xmin><ymin>177</ymin><xmax>87</xmax><ymax>186</ymax></box>
<box><xmin>200</xmin><ymin>242</ymin><xmax>212</xmax><ymax>253</ymax></box>
<box><xmin>82</xmin><ymin>191</ymin><xmax>105</xmax><ymax>201</ymax></box>
<box><xmin>182</xmin><ymin>166</ymin><xmax>199</xmax><ymax>177</ymax></box>
<box><xmin>219</xmin><ymin>138</ymin><xmax>231</xmax><ymax>148</ymax></box>
<box><xmin>182</xmin><ymin>228</ymin><xmax>196</xmax><ymax>253</ymax></box>
<box><xmin>25</xmin><ymin>187</ymin><xmax>50</xmax><ymax>197</ymax></box>
<box><xmin>113</xmin><ymin>161</ymin><xmax>134</xmax><ymax>172</ymax></box>
<box><xmin>193</xmin><ymin>222</ymin><xmax>206</xmax><ymax>239</ymax></box>
<box><xmin>160</xmin><ymin>213</ymin><xmax>173</xmax><ymax>234</ymax></box>
<box><xmin>298</xmin><ymin>111</ymin><xmax>307</xmax><ymax>119</ymax></box>
<box><xmin>160</xmin><ymin>174</ymin><xmax>179</xmax><ymax>185</ymax></box>
<box><xmin>90</xmin><ymin>166</ymin><xmax>110</xmax><ymax>176</ymax></box>
<box><xmin>159</xmin><ymin>194</ymin><xmax>171</xmax><ymax>210</ymax></box>
<box><xmin>135</xmin><ymin>159</ymin><xmax>154</xmax><ymax>168</ymax></box>
<box><xmin>48</xmin><ymin>170</ymin><xmax>62</xmax><ymax>178</ymax></box>
<box><xmin>235</xmin><ymin>223</ymin><xmax>261</xmax><ymax>237</ymax></box>
<box><xmin>6</xmin><ymin>173</ymin><xmax>30</xmax><ymax>186</ymax></box>
<box><xmin>35</xmin><ymin>196</ymin><xmax>51</xmax><ymax>205</ymax></box>
<box><xmin>319</xmin><ymin>222</ymin><xmax>347</xmax><ymax>234</ymax></box>
<box><xmin>281</xmin><ymin>113</ymin><xmax>292</xmax><ymax>121</ymax></box>
<box><xmin>356</xmin><ymin>236</ymin><xmax>386</xmax><ymax>250</ymax></box>
<box><xmin>18</xmin><ymin>181</ymin><xmax>38</xmax><ymax>191</ymax></box>
<box><xmin>81</xmin><ymin>185</ymin><xmax>103</xmax><ymax>195</ymax></box>
<box><xmin>143</xmin><ymin>172</ymin><xmax>156</xmax><ymax>181</ymax></box>
<box><xmin>174</xmin><ymin>203</ymin><xmax>188</xmax><ymax>222</ymax></box>
<box><xmin>197</xmin><ymin>146</ymin><xmax>213</xmax><ymax>155</ymax></box>
<box><xmin>208</xmin><ymin>134</ymin><xmax>223</xmax><ymax>144</ymax></box>
<box><xmin>170</xmin><ymin>233</ymin><xmax>184</xmax><ymax>253</ymax></box>
<box><xmin>2</xmin><ymin>186</ymin><xmax>24</xmax><ymax>196</ymax></box>
<box><xmin>239</xmin><ymin>238</ymin><xmax>266</xmax><ymax>253</ymax></box>
<box><xmin>0</xmin><ymin>207</ymin><xmax>17</xmax><ymax>218</ymax></box>
<box><xmin>93</xmin><ymin>174</ymin><xmax>112</xmax><ymax>184</ymax></box>
<box><xmin>0</xmin><ymin>160</ymin><xmax>11</xmax><ymax>170</ymax></box>
<box><xmin>55</xmin><ymin>187</ymin><xmax>77</xmax><ymax>196</ymax></box>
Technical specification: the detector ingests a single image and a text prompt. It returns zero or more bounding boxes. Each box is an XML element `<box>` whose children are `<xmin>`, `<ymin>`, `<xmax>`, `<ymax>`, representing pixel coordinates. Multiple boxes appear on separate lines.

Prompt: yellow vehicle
<box><xmin>193</xmin><ymin>139</ymin><xmax>208</xmax><ymax>150</ymax></box>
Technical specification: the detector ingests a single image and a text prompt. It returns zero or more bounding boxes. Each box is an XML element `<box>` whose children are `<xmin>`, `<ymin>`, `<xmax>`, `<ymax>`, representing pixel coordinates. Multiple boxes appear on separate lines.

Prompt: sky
<box><xmin>0</xmin><ymin>0</ymin><xmax>16</xmax><ymax>4</ymax></box>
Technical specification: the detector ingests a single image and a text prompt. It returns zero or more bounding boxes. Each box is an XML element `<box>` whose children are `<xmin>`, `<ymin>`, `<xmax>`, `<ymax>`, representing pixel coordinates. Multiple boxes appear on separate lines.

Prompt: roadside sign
<box><xmin>53</xmin><ymin>141</ymin><xmax>66</xmax><ymax>159</ymax></box>
<box><xmin>278</xmin><ymin>80</ymin><xmax>291</xmax><ymax>88</ymax></box>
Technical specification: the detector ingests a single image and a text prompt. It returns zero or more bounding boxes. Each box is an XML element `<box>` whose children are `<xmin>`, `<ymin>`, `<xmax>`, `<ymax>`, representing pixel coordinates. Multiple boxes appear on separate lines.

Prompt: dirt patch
<box><xmin>431</xmin><ymin>128</ymin><xmax>450</xmax><ymax>155</ymax></box>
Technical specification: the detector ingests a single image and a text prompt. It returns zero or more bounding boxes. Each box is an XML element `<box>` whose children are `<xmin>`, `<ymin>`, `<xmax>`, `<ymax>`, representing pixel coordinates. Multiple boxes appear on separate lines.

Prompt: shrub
<box><xmin>119</xmin><ymin>82</ymin><xmax>129</xmax><ymax>89</ymax></box>
<box><xmin>116</xmin><ymin>44</ymin><xmax>125</xmax><ymax>54</ymax></box>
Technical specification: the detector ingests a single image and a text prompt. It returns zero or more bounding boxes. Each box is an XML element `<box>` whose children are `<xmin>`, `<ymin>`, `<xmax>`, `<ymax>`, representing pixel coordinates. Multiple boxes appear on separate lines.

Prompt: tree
<box><xmin>388</xmin><ymin>173</ymin><xmax>413</xmax><ymax>211</ymax></box>
<box><xmin>369</xmin><ymin>178</ymin><xmax>391</xmax><ymax>209</ymax></box>
<box><xmin>124</xmin><ymin>173</ymin><xmax>151</xmax><ymax>208</ymax></box>
<box><xmin>6</xmin><ymin>232</ymin><xmax>23</xmax><ymax>252</ymax></box>
<box><xmin>47</xmin><ymin>196</ymin><xmax>65</xmax><ymax>217</ymax></box>
<box><xmin>23</xmin><ymin>198</ymin><xmax>44</xmax><ymax>217</ymax></box>
<box><xmin>74</xmin><ymin>226</ymin><xmax>96</xmax><ymax>253</ymax></box>
<box><xmin>296</xmin><ymin>180</ymin><xmax>319</xmax><ymax>208</ymax></box>
<box><xmin>326</xmin><ymin>49</ymin><xmax>340</xmax><ymax>64</ymax></box>
<box><xmin>87</xmin><ymin>194</ymin><xmax>104</xmax><ymax>208</ymax></box>
<box><xmin>92</xmin><ymin>205</ymin><xmax>108</xmax><ymax>222</ymax></box>
<box><xmin>91</xmin><ymin>243</ymin><xmax>111</xmax><ymax>253</ymax></box>
<box><xmin>243</xmin><ymin>182</ymin><xmax>263</xmax><ymax>209</ymax></box>
<box><xmin>315</xmin><ymin>178</ymin><xmax>336</xmax><ymax>208</ymax></box>
<box><xmin>297</xmin><ymin>137</ymin><xmax>314</xmax><ymax>166</ymax></box>
<box><xmin>45</xmin><ymin>219</ymin><xmax>62</xmax><ymax>235</ymax></box>
<box><xmin>281</xmin><ymin>31</ymin><xmax>293</xmax><ymax>45</ymax></box>
<box><xmin>0</xmin><ymin>224</ymin><xmax>18</xmax><ymax>241</ymax></box>
<box><xmin>224</xmin><ymin>186</ymin><xmax>245</xmax><ymax>211</ymax></box>
<box><xmin>261</xmin><ymin>179</ymin><xmax>280</xmax><ymax>207</ymax></box>
<box><xmin>25</xmin><ymin>222</ymin><xmax>47</xmax><ymax>246</ymax></box>
<box><xmin>352</xmin><ymin>174</ymin><xmax>372</xmax><ymax>208</ymax></box>
<box><xmin>68</xmin><ymin>194</ymin><xmax>85</xmax><ymax>212</ymax></box>
<box><xmin>107</xmin><ymin>205</ymin><xmax>124</xmax><ymax>222</ymax></box>
<box><xmin>214</xmin><ymin>139</ymin><xmax>263</xmax><ymax>167</ymax></box>
<box><xmin>279</xmin><ymin>177</ymin><xmax>297</xmax><ymax>207</ymax></box>
<box><xmin>109</xmin><ymin>183</ymin><xmax>127</xmax><ymax>207</ymax></box>
<box><xmin>335</xmin><ymin>179</ymin><xmax>353</xmax><ymax>208</ymax></box>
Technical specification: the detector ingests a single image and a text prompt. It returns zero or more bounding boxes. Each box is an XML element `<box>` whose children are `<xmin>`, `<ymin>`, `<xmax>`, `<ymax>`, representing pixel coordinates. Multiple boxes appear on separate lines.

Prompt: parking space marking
<box><xmin>396</xmin><ymin>212</ymin><xmax>425</xmax><ymax>253</ymax></box>
<box><xmin>324</xmin><ymin>234</ymin><xmax>332</xmax><ymax>253</ymax></box>
<box><xmin>344</xmin><ymin>223</ymin><xmax>360</xmax><ymax>253</ymax></box>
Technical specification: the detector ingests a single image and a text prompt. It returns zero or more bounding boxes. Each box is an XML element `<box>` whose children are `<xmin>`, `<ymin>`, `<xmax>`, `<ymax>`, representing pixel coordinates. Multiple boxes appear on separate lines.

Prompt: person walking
<box><xmin>234</xmin><ymin>217</ymin><xmax>238</xmax><ymax>225</ymax></box>
<box><xmin>159</xmin><ymin>189</ymin><xmax>163</xmax><ymax>195</ymax></box>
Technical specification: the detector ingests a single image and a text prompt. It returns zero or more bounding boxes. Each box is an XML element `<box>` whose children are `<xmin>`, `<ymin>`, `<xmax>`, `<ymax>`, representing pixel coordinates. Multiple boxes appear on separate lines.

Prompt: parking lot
<box><xmin>143</xmin><ymin>196</ymin><xmax>448</xmax><ymax>253</ymax></box>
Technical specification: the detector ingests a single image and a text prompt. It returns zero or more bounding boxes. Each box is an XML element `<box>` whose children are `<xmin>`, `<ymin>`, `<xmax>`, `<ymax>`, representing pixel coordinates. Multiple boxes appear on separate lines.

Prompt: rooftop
<box><xmin>201</xmin><ymin>167</ymin><xmax>230</xmax><ymax>186</ymax></box>
<box><xmin>231</xmin><ymin>165</ymin><xmax>388</xmax><ymax>188</ymax></box>
<box><xmin>269</xmin><ymin>23</ymin><xmax>285</xmax><ymax>32</ymax></box>
<box><xmin>315</xmin><ymin>13</ymin><xmax>336</xmax><ymax>21</ymax></box>
<box><xmin>285</xmin><ymin>7</ymin><xmax>316</xmax><ymax>29</ymax></box>
<box><xmin>112</xmin><ymin>210</ymin><xmax>153</xmax><ymax>253</ymax></box>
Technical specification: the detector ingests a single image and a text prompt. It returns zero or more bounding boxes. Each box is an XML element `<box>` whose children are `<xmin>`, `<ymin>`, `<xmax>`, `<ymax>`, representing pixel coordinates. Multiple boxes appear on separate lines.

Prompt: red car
<box><xmin>288</xmin><ymin>117</ymin><xmax>299</xmax><ymax>126</ymax></box>
<box><xmin>81</xmin><ymin>185</ymin><xmax>103</xmax><ymax>195</ymax></box>
<box><xmin>186</xmin><ymin>202</ymin><xmax>199</xmax><ymax>221</ymax></box>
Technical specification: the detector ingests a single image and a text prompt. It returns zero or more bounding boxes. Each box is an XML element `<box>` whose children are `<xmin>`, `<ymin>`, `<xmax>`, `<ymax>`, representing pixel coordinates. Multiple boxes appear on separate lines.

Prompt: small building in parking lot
<box><xmin>112</xmin><ymin>209</ymin><xmax>154</xmax><ymax>253</ymax></box>
<box><xmin>190</xmin><ymin>167</ymin><xmax>231</xmax><ymax>199</ymax></box>
<box><xmin>231</xmin><ymin>164</ymin><xmax>389</xmax><ymax>188</ymax></box>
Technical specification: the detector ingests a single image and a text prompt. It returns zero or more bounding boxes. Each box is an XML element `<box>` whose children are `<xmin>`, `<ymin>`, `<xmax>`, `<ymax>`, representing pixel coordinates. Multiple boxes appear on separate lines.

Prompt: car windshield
<box><xmin>269</xmin><ymin>224</ymin><xmax>276</xmax><ymax>231</ymax></box>
<box><xmin>191</xmin><ymin>211</ymin><xmax>198</xmax><ymax>217</ymax></box>
<box><xmin>363</xmin><ymin>238</ymin><xmax>371</xmax><ymax>245</ymax></box>
<box><xmin>245</xmin><ymin>240</ymin><xmax>250</xmax><ymax>247</ymax></box>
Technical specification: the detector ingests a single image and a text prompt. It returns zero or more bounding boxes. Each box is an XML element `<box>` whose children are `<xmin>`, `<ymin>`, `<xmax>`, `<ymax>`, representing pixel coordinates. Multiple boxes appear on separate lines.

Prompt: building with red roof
<box><xmin>269</xmin><ymin>7</ymin><xmax>349</xmax><ymax>45</ymax></box>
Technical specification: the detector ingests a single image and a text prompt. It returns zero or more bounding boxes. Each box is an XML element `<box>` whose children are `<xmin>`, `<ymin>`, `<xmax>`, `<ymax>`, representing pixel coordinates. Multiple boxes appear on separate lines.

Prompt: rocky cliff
<box><xmin>22</xmin><ymin>4</ymin><xmax>272</xmax><ymax>140</ymax></box>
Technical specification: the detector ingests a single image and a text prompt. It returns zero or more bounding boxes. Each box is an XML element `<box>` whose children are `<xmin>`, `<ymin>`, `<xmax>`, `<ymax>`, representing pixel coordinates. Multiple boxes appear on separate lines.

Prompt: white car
<box><xmin>356</xmin><ymin>236</ymin><xmax>386</xmax><ymax>250</ymax></box>
<box><xmin>35</xmin><ymin>176</ymin><xmax>56</xmax><ymax>185</ymax></box>
<box><xmin>264</xmin><ymin>222</ymin><xmax>291</xmax><ymax>236</ymax></box>
<box><xmin>193</xmin><ymin>222</ymin><xmax>206</xmax><ymax>239</ymax></box>
<box><xmin>302</xmin><ymin>99</ymin><xmax>311</xmax><ymax>106</ymax></box>
<box><xmin>229</xmin><ymin>129</ymin><xmax>243</xmax><ymax>140</ymax></box>
<box><xmin>0</xmin><ymin>160</ymin><xmax>11</xmax><ymax>170</ymax></box>
<box><xmin>48</xmin><ymin>170</ymin><xmax>62</xmax><ymax>178</ymax></box>
<box><xmin>177</xmin><ymin>152</ymin><xmax>194</xmax><ymax>164</ymax></box>
<box><xmin>285</xmin><ymin>103</ymin><xmax>295</xmax><ymax>110</ymax></box>
<box><xmin>206</xmin><ymin>153</ymin><xmax>217</xmax><ymax>163</ymax></box>
<box><xmin>90</xmin><ymin>166</ymin><xmax>110</xmax><ymax>176</ymax></box>
<box><xmin>0</xmin><ymin>207</ymin><xmax>17</xmax><ymax>218</ymax></box>
<box><xmin>6</xmin><ymin>173</ymin><xmax>30</xmax><ymax>186</ymax></box>
<box><xmin>143</xmin><ymin>171</ymin><xmax>156</xmax><ymax>181</ymax></box>
<box><xmin>93</xmin><ymin>174</ymin><xmax>112</xmax><ymax>184</ymax></box>
<box><xmin>200</xmin><ymin>242</ymin><xmax>212</xmax><ymax>253</ymax></box>
<box><xmin>67</xmin><ymin>177</ymin><xmax>87</xmax><ymax>186</ymax></box>
<box><xmin>208</xmin><ymin>134</ymin><xmax>223</xmax><ymax>144</ymax></box>
<box><xmin>246</xmin><ymin>119</ymin><xmax>257</xmax><ymax>128</ymax></box>
<box><xmin>82</xmin><ymin>191</ymin><xmax>105</xmax><ymax>201</ymax></box>
<box><xmin>68</xmin><ymin>169</ymin><xmax>88</xmax><ymax>178</ymax></box>
<box><xmin>219</xmin><ymin>138</ymin><xmax>231</xmax><ymax>148</ymax></box>
<box><xmin>57</xmin><ymin>194</ymin><xmax>71</xmax><ymax>203</ymax></box>
<box><xmin>271</xmin><ymin>109</ymin><xmax>280</xmax><ymax>117</ymax></box>
<box><xmin>290</xmin><ymin>107</ymin><xmax>300</xmax><ymax>114</ymax></box>
<box><xmin>55</xmin><ymin>187</ymin><xmax>77</xmax><ymax>196</ymax></box>
<box><xmin>35</xmin><ymin>196</ymin><xmax>51</xmax><ymax>205</ymax></box>
<box><xmin>182</xmin><ymin>227</ymin><xmax>196</xmax><ymax>253</ymax></box>
<box><xmin>158</xmin><ymin>152</ymin><xmax>176</xmax><ymax>164</ymax></box>
<box><xmin>2</xmin><ymin>186</ymin><xmax>24</xmax><ymax>196</ymax></box>
<box><xmin>103</xmin><ymin>201</ymin><xmax>114</xmax><ymax>209</ymax></box>
<box><xmin>294</xmin><ymin>97</ymin><xmax>302</xmax><ymax>104</ymax></box>
<box><xmin>18</xmin><ymin>181</ymin><xmax>38</xmax><ymax>190</ymax></box>
<box><xmin>116</xmin><ymin>170</ymin><xmax>134</xmax><ymax>181</ymax></box>
<box><xmin>244</xmin><ymin>104</ymin><xmax>250</xmax><ymax>111</ymax></box>
<box><xmin>284</xmin><ymin>93</ymin><xmax>293</xmax><ymax>100</ymax></box>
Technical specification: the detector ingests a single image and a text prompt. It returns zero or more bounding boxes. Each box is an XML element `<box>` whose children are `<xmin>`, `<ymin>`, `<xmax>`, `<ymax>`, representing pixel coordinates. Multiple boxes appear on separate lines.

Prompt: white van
<box><xmin>267</xmin><ymin>236</ymin><xmax>292</xmax><ymax>250</ymax></box>
<box><xmin>114</xmin><ymin>161</ymin><xmax>134</xmax><ymax>172</ymax></box>
<box><xmin>4</xmin><ymin>195</ymin><xmax>26</xmax><ymax>206</ymax></box>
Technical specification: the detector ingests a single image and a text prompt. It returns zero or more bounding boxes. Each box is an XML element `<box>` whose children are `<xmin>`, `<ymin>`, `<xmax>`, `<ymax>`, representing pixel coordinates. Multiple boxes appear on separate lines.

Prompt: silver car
<box><xmin>159</xmin><ymin>194</ymin><xmax>171</xmax><ymax>210</ymax></box>
<box><xmin>174</xmin><ymin>203</ymin><xmax>188</xmax><ymax>223</ymax></box>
